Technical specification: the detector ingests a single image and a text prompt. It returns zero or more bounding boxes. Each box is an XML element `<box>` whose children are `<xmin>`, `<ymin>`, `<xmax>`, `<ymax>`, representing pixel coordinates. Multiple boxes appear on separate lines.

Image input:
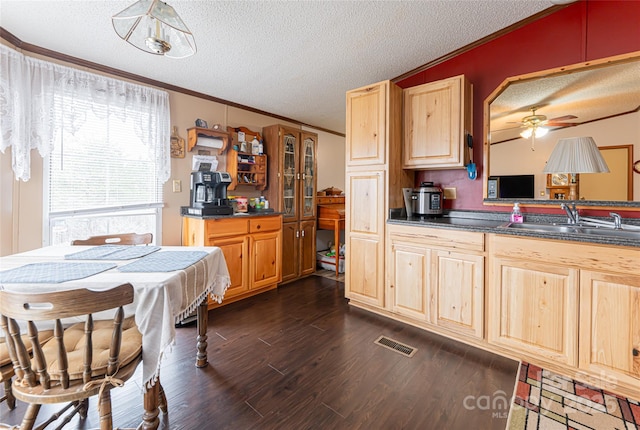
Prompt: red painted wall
<box><xmin>396</xmin><ymin>0</ymin><xmax>640</xmax><ymax>217</ymax></box>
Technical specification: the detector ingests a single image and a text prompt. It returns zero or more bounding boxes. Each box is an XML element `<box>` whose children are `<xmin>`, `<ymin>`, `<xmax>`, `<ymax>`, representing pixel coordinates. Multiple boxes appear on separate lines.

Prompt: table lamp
<box><xmin>543</xmin><ymin>136</ymin><xmax>610</xmax><ymax>200</ymax></box>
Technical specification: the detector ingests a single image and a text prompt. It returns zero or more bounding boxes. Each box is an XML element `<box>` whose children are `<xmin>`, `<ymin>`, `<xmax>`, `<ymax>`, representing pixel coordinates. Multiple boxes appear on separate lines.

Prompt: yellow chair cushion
<box><xmin>0</xmin><ymin>330</ymin><xmax>55</xmax><ymax>369</ymax></box>
<box><xmin>40</xmin><ymin>316</ymin><xmax>142</xmax><ymax>380</ymax></box>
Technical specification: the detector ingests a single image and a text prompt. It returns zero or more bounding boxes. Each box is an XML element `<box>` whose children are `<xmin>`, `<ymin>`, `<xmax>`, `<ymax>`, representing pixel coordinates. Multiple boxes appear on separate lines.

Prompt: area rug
<box><xmin>507</xmin><ymin>362</ymin><xmax>640</xmax><ymax>429</ymax></box>
<box><xmin>313</xmin><ymin>268</ymin><xmax>345</xmax><ymax>282</ymax></box>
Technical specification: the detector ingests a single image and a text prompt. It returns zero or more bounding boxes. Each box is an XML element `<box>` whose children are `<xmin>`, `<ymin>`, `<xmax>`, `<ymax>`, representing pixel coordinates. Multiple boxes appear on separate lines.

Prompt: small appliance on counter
<box><xmin>181</xmin><ymin>171</ymin><xmax>234</xmax><ymax>216</ymax></box>
<box><xmin>410</xmin><ymin>182</ymin><xmax>443</xmax><ymax>217</ymax></box>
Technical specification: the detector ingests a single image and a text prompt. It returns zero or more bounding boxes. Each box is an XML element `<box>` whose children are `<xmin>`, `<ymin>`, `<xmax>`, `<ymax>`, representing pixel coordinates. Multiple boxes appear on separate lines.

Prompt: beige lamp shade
<box><xmin>543</xmin><ymin>136</ymin><xmax>610</xmax><ymax>174</ymax></box>
<box><xmin>112</xmin><ymin>0</ymin><xmax>196</xmax><ymax>59</ymax></box>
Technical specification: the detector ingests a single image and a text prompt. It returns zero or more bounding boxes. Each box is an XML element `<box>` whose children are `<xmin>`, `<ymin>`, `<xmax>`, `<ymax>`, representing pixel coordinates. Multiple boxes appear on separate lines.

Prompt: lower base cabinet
<box><xmin>182</xmin><ymin>215</ymin><xmax>282</xmax><ymax>308</ymax></box>
<box><xmin>366</xmin><ymin>225</ymin><xmax>640</xmax><ymax>401</ymax></box>
<box><xmin>579</xmin><ymin>270</ymin><xmax>640</xmax><ymax>389</ymax></box>
<box><xmin>487</xmin><ymin>234</ymin><xmax>640</xmax><ymax>400</ymax></box>
<box><xmin>386</xmin><ymin>224</ymin><xmax>485</xmax><ymax>339</ymax></box>
<box><xmin>488</xmin><ymin>255</ymin><xmax>579</xmax><ymax>366</ymax></box>
<box><xmin>281</xmin><ymin>220</ymin><xmax>316</xmax><ymax>284</ymax></box>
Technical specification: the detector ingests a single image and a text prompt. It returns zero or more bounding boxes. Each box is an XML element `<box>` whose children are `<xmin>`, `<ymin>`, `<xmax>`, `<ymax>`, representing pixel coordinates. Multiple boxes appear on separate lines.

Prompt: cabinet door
<box><xmin>403</xmin><ymin>75</ymin><xmax>468</xmax><ymax>169</ymax></box>
<box><xmin>346</xmin><ymin>82</ymin><xmax>386</xmax><ymax>167</ymax></box>
<box><xmin>299</xmin><ymin>220</ymin><xmax>316</xmax><ymax>277</ymax></box>
<box><xmin>433</xmin><ymin>250</ymin><xmax>483</xmax><ymax>338</ymax></box>
<box><xmin>488</xmin><ymin>257</ymin><xmax>579</xmax><ymax>366</ymax></box>
<box><xmin>281</xmin><ymin>221</ymin><xmax>299</xmax><ymax>283</ymax></box>
<box><xmin>579</xmin><ymin>270</ymin><xmax>640</xmax><ymax>386</ymax></box>
<box><xmin>209</xmin><ymin>235</ymin><xmax>249</xmax><ymax>299</ymax></box>
<box><xmin>389</xmin><ymin>241</ymin><xmax>430</xmax><ymax>321</ymax></box>
<box><xmin>345</xmin><ymin>170</ymin><xmax>385</xmax><ymax>307</ymax></box>
<box><xmin>250</xmin><ymin>230</ymin><xmax>281</xmax><ymax>289</ymax></box>
<box><xmin>300</xmin><ymin>133</ymin><xmax>317</xmax><ymax>220</ymax></box>
<box><xmin>282</xmin><ymin>130</ymin><xmax>299</xmax><ymax>223</ymax></box>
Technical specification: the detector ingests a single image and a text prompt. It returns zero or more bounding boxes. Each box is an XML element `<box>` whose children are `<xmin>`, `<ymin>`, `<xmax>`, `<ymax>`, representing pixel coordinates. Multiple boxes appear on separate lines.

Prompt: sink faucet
<box><xmin>610</xmin><ymin>212</ymin><xmax>622</xmax><ymax>229</ymax></box>
<box><xmin>560</xmin><ymin>203</ymin><xmax>579</xmax><ymax>225</ymax></box>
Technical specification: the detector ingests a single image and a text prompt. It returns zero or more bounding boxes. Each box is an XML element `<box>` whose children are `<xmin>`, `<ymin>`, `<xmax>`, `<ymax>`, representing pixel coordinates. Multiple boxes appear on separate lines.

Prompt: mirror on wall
<box><xmin>483</xmin><ymin>51</ymin><xmax>640</xmax><ymax>208</ymax></box>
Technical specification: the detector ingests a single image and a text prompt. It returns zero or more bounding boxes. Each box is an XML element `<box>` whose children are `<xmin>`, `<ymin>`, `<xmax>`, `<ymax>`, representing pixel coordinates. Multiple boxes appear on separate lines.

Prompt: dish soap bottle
<box><xmin>510</xmin><ymin>203</ymin><xmax>523</xmax><ymax>223</ymax></box>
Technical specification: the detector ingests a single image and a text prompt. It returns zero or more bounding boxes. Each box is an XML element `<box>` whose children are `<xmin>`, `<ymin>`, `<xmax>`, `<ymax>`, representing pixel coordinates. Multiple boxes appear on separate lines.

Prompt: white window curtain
<box><xmin>0</xmin><ymin>44</ymin><xmax>171</xmax><ymax>182</ymax></box>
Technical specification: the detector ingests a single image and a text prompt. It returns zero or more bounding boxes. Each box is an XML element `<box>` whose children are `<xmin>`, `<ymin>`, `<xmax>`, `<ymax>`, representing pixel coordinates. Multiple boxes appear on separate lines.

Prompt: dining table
<box><xmin>0</xmin><ymin>244</ymin><xmax>231</xmax><ymax>430</ymax></box>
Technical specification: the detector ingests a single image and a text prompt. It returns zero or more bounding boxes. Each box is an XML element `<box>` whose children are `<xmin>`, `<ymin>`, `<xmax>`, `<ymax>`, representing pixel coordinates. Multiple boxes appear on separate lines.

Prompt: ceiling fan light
<box><xmin>535</xmin><ymin>126</ymin><xmax>548</xmax><ymax>138</ymax></box>
<box><xmin>520</xmin><ymin>128</ymin><xmax>533</xmax><ymax>139</ymax></box>
<box><xmin>112</xmin><ymin>0</ymin><xmax>196</xmax><ymax>59</ymax></box>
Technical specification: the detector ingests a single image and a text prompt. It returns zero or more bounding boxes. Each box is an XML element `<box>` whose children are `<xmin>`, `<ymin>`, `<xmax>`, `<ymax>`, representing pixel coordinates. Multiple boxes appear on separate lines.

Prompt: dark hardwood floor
<box><xmin>1</xmin><ymin>276</ymin><xmax>518</xmax><ymax>429</ymax></box>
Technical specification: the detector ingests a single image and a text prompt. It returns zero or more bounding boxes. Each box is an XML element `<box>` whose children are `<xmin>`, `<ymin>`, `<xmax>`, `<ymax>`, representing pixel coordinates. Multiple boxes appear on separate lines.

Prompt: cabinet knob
<box><xmin>256</xmin><ymin>225</ymin><xmax>261</xmax><ymax>230</ymax></box>
<box><xmin>633</xmin><ymin>348</ymin><xmax>639</xmax><ymax>357</ymax></box>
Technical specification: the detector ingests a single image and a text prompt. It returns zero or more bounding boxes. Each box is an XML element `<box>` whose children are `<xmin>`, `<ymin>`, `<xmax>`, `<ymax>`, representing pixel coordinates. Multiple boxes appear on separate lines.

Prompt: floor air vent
<box><xmin>374</xmin><ymin>335</ymin><xmax>417</xmax><ymax>358</ymax></box>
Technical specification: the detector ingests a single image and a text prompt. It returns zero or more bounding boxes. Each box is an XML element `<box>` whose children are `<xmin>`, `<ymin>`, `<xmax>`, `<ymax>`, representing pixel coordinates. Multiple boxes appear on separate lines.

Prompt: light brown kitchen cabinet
<box><xmin>388</xmin><ymin>238</ymin><xmax>430</xmax><ymax>321</ymax></box>
<box><xmin>345</xmin><ymin>80</ymin><xmax>414</xmax><ymax>309</ymax></box>
<box><xmin>486</xmin><ymin>234</ymin><xmax>640</xmax><ymax>400</ymax></box>
<box><xmin>346</xmin><ymin>83</ymin><xmax>387</xmax><ymax>166</ymax></box>
<box><xmin>346</xmin><ymin>170</ymin><xmax>387</xmax><ymax>307</ymax></box>
<box><xmin>262</xmin><ymin>125</ymin><xmax>317</xmax><ymax>284</ymax></box>
<box><xmin>488</xmin><ymin>253</ymin><xmax>579</xmax><ymax>366</ymax></box>
<box><xmin>579</xmin><ymin>270</ymin><xmax>640</xmax><ymax>390</ymax></box>
<box><xmin>386</xmin><ymin>224</ymin><xmax>484</xmax><ymax>339</ymax></box>
<box><xmin>403</xmin><ymin>74</ymin><xmax>472</xmax><ymax>169</ymax></box>
<box><xmin>181</xmin><ymin>214</ymin><xmax>282</xmax><ymax>308</ymax></box>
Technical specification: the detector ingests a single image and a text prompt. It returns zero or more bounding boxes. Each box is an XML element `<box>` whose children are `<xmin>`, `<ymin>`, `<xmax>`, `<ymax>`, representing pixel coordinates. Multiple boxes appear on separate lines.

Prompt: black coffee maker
<box><xmin>181</xmin><ymin>171</ymin><xmax>234</xmax><ymax>216</ymax></box>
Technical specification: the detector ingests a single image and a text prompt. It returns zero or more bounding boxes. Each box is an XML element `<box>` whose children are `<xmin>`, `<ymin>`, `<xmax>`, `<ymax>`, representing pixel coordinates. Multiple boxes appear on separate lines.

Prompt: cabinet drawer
<box><xmin>206</xmin><ymin>218</ymin><xmax>249</xmax><ymax>239</ymax></box>
<box><xmin>249</xmin><ymin>216</ymin><xmax>281</xmax><ymax>233</ymax></box>
<box><xmin>317</xmin><ymin>196</ymin><xmax>345</xmax><ymax>205</ymax></box>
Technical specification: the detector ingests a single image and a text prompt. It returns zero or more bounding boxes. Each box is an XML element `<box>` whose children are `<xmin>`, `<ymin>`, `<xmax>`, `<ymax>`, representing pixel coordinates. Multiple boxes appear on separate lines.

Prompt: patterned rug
<box><xmin>313</xmin><ymin>268</ymin><xmax>345</xmax><ymax>282</ymax></box>
<box><xmin>508</xmin><ymin>362</ymin><xmax>640</xmax><ymax>429</ymax></box>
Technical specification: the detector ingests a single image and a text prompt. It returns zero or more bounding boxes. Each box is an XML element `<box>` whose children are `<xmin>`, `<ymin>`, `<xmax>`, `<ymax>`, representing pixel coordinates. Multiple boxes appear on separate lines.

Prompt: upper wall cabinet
<box><xmin>403</xmin><ymin>75</ymin><xmax>472</xmax><ymax>170</ymax></box>
<box><xmin>346</xmin><ymin>82</ymin><xmax>387</xmax><ymax>167</ymax></box>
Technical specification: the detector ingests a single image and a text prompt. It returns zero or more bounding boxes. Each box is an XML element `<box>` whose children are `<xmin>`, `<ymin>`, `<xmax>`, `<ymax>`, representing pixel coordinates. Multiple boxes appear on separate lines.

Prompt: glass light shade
<box><xmin>520</xmin><ymin>128</ymin><xmax>533</xmax><ymax>139</ymax></box>
<box><xmin>543</xmin><ymin>137</ymin><xmax>610</xmax><ymax>174</ymax></box>
<box><xmin>534</xmin><ymin>126</ymin><xmax>548</xmax><ymax>138</ymax></box>
<box><xmin>112</xmin><ymin>0</ymin><xmax>196</xmax><ymax>59</ymax></box>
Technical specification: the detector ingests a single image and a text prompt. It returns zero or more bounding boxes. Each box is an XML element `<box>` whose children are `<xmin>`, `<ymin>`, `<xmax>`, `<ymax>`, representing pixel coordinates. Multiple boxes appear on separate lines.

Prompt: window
<box><xmin>1</xmin><ymin>45</ymin><xmax>170</xmax><ymax>246</ymax></box>
<box><xmin>45</xmin><ymin>100</ymin><xmax>163</xmax><ymax>245</ymax></box>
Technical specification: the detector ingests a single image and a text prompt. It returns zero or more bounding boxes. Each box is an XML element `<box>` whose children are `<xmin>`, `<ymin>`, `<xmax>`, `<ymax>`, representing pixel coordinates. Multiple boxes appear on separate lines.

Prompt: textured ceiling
<box><xmin>0</xmin><ymin>0</ymin><xmax>555</xmax><ymax>134</ymax></box>
<box><xmin>490</xmin><ymin>58</ymin><xmax>640</xmax><ymax>143</ymax></box>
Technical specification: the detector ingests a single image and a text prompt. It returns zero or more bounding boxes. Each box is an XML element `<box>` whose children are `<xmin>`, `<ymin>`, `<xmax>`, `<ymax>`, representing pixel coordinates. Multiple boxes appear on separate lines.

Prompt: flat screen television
<box><xmin>489</xmin><ymin>175</ymin><xmax>535</xmax><ymax>199</ymax></box>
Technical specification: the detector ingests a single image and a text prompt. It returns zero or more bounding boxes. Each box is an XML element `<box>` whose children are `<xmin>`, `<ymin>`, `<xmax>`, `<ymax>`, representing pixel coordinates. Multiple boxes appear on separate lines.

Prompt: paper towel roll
<box><xmin>196</xmin><ymin>136</ymin><xmax>223</xmax><ymax>149</ymax></box>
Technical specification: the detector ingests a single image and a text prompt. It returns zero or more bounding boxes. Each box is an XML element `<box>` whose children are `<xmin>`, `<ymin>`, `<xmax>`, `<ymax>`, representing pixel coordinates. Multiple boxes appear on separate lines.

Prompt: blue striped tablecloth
<box><xmin>0</xmin><ymin>262</ymin><xmax>117</xmax><ymax>283</ymax></box>
<box><xmin>118</xmin><ymin>251</ymin><xmax>208</xmax><ymax>272</ymax></box>
<box><xmin>65</xmin><ymin>245</ymin><xmax>161</xmax><ymax>260</ymax></box>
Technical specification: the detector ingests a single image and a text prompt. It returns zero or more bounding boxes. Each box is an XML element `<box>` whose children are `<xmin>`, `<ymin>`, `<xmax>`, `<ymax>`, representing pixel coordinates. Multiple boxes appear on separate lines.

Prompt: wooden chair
<box><xmin>0</xmin><ymin>284</ymin><xmax>163</xmax><ymax>430</ymax></box>
<box><xmin>71</xmin><ymin>232</ymin><xmax>153</xmax><ymax>246</ymax></box>
<box><xmin>1</xmin><ymin>325</ymin><xmax>54</xmax><ymax>412</ymax></box>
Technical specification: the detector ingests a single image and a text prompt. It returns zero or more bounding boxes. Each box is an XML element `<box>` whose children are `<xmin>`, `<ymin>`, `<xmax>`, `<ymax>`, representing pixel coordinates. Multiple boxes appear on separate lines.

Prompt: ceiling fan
<box><xmin>510</xmin><ymin>107</ymin><xmax>579</xmax><ymax>150</ymax></box>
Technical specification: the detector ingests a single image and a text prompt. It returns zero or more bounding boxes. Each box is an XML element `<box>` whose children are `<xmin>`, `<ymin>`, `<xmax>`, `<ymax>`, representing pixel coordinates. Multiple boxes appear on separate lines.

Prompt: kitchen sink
<box><xmin>499</xmin><ymin>222</ymin><xmax>580</xmax><ymax>234</ymax></box>
<box><xmin>499</xmin><ymin>222</ymin><xmax>640</xmax><ymax>240</ymax></box>
<box><xmin>577</xmin><ymin>227</ymin><xmax>640</xmax><ymax>240</ymax></box>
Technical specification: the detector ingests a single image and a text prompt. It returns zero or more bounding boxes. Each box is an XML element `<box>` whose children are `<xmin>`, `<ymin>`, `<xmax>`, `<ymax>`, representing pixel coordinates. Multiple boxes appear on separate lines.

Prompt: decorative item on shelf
<box><xmin>111</xmin><ymin>0</ymin><xmax>196</xmax><ymax>59</ymax></box>
<box><xmin>211</xmin><ymin>124</ymin><xmax>221</xmax><ymax>130</ymax></box>
<box><xmin>195</xmin><ymin>118</ymin><xmax>208</xmax><ymax>128</ymax></box>
<box><xmin>170</xmin><ymin>126</ymin><xmax>185</xmax><ymax>158</ymax></box>
<box><xmin>322</xmin><ymin>186</ymin><xmax>343</xmax><ymax>196</ymax></box>
<box><xmin>634</xmin><ymin>160</ymin><xmax>640</xmax><ymax>174</ymax></box>
<box><xmin>543</xmin><ymin>136</ymin><xmax>609</xmax><ymax>200</ymax></box>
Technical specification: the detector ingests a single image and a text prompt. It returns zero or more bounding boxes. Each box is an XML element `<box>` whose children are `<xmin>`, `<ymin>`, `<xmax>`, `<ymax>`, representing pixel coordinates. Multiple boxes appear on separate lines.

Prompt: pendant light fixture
<box><xmin>112</xmin><ymin>0</ymin><xmax>196</xmax><ymax>59</ymax></box>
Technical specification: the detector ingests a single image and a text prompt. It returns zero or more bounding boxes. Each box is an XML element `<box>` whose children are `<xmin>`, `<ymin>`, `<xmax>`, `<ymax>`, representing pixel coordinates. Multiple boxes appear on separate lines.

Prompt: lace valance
<box><xmin>0</xmin><ymin>44</ymin><xmax>171</xmax><ymax>182</ymax></box>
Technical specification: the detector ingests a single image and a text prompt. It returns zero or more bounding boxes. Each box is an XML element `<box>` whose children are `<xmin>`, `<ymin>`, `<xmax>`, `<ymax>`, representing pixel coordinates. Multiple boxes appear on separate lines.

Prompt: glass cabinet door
<box><xmin>282</xmin><ymin>132</ymin><xmax>298</xmax><ymax>220</ymax></box>
<box><xmin>301</xmin><ymin>135</ymin><xmax>316</xmax><ymax>218</ymax></box>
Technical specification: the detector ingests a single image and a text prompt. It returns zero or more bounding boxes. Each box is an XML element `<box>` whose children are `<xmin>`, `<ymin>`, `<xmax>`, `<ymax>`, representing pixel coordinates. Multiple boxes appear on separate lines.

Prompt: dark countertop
<box><xmin>387</xmin><ymin>210</ymin><xmax>640</xmax><ymax>249</ymax></box>
<box><xmin>182</xmin><ymin>210</ymin><xmax>281</xmax><ymax>220</ymax></box>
